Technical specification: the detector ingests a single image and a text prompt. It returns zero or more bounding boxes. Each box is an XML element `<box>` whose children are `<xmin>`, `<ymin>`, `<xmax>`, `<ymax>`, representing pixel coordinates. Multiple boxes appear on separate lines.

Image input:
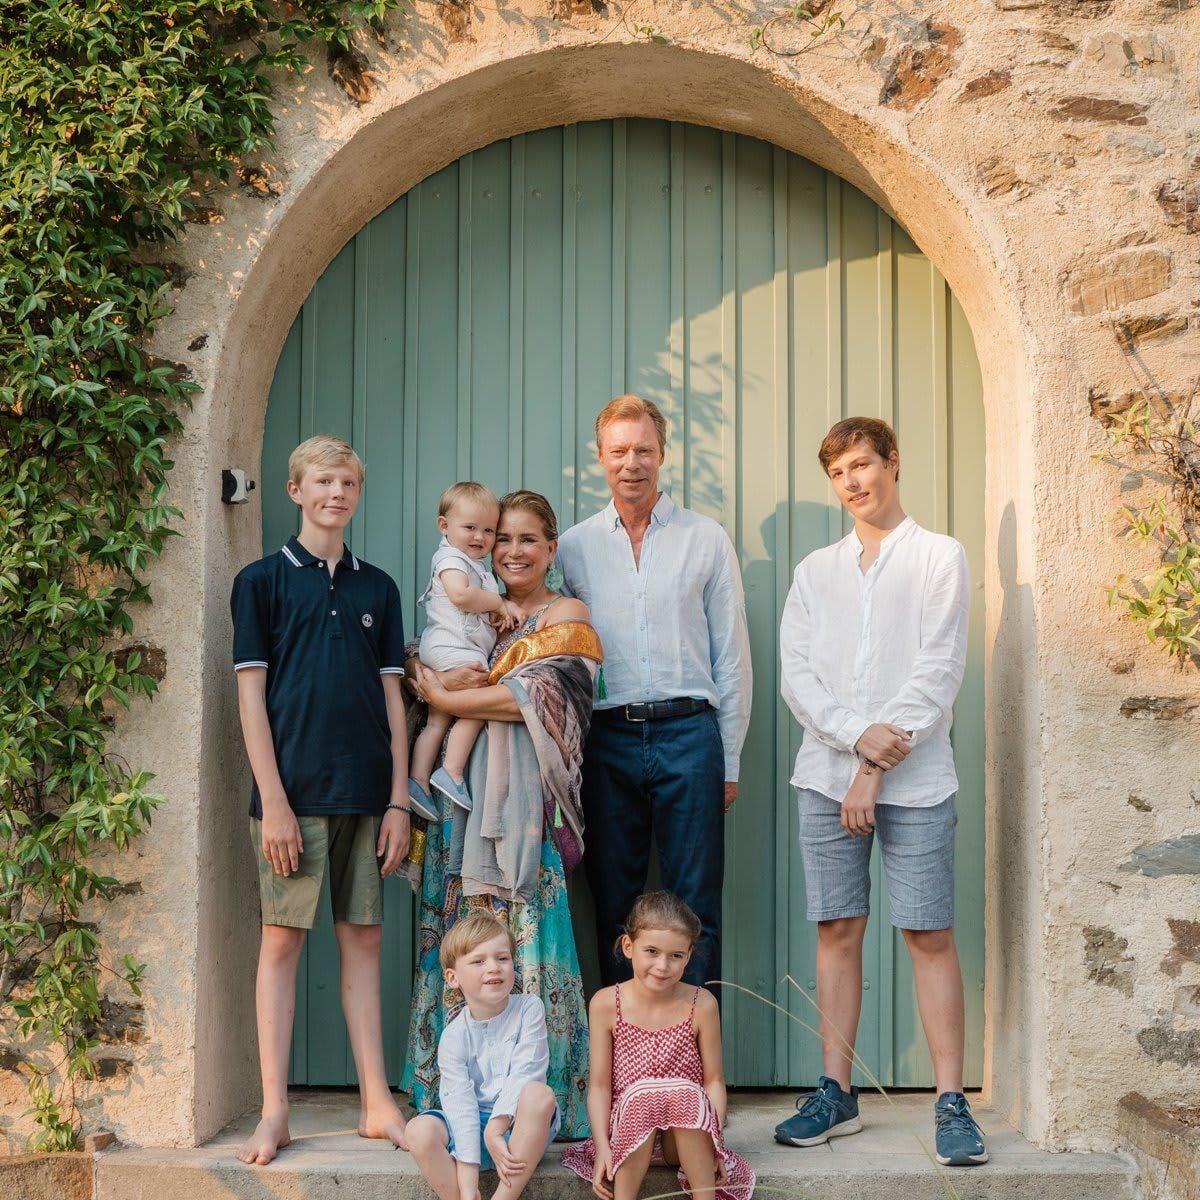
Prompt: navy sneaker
<box><xmin>774</xmin><ymin>1076</ymin><xmax>862</xmax><ymax>1147</ymax></box>
<box><xmin>934</xmin><ymin>1092</ymin><xmax>988</xmax><ymax>1166</ymax></box>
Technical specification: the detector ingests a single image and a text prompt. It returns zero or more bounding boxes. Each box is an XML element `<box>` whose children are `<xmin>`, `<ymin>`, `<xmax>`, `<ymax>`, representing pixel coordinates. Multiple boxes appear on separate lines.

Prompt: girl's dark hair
<box><xmin>618</xmin><ymin>891</ymin><xmax>702</xmax><ymax>953</ymax></box>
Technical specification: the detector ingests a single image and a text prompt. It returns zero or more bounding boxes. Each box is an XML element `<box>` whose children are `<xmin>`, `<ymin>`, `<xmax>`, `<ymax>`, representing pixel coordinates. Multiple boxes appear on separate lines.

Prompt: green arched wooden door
<box><xmin>262</xmin><ymin>119</ymin><xmax>985</xmax><ymax>1090</ymax></box>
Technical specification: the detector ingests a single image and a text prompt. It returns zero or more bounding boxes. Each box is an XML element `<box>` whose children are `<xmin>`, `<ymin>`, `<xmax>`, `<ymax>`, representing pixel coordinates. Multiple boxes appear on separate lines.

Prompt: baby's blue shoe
<box><xmin>431</xmin><ymin>767</ymin><xmax>472</xmax><ymax>812</ymax></box>
<box><xmin>774</xmin><ymin>1076</ymin><xmax>861</xmax><ymax>1147</ymax></box>
<box><xmin>407</xmin><ymin>779</ymin><xmax>440</xmax><ymax>822</ymax></box>
<box><xmin>934</xmin><ymin>1092</ymin><xmax>988</xmax><ymax>1166</ymax></box>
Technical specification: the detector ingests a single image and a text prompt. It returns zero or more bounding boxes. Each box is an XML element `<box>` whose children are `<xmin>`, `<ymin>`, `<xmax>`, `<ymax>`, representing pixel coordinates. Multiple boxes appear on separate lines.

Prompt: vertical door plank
<box><xmin>574</xmin><ymin>121</ymin><xmax>615</xmax><ymax>517</ymax></box>
<box><xmin>519</xmin><ymin>128</ymin><xmax>565</xmax><ymax>506</ymax></box>
<box><xmin>362</xmin><ymin>196</ymin><xmax>412</xmax><ymax>1081</ymax></box>
<box><xmin>350</xmin><ymin>229</ymin><xmax>371</xmax><ymax>562</ymax></box>
<box><xmin>623</xmin><ymin>120</ymin><xmax>673</xmax><ymax>457</ymax></box>
<box><xmin>508</xmin><ymin>138</ymin><xmax>527</xmax><ymax>490</ymax></box>
<box><xmin>457</xmin><ymin>158</ymin><xmax>474</xmax><ymax>481</ymax></box>
<box><xmin>413</xmin><ymin>164</ymin><xmax>462</xmax><ymax>580</ymax></box>
<box><xmin>666</xmin><ymin>123</ymin><xmax>686</xmax><ymax>502</ymax></box>
<box><xmin>467</xmin><ymin>140</ymin><xmax>513</xmax><ymax>501</ymax></box>
<box><xmin>786</xmin><ymin>154</ymin><xmax>835</xmax><ymax>1084</ymax></box>
<box><xmin>561</xmin><ymin>125</ymin><xmax>579</xmax><ymax>528</ymax></box>
<box><xmin>770</xmin><ymin>145</ymin><xmax>795</xmax><ymax>1085</ymax></box>
<box><xmin>680</xmin><ymin>124</ymin><xmax>724</xmax><ymax>523</ymax></box>
<box><xmin>840</xmin><ymin>184</ymin><xmax>883</xmax><ymax>422</ymax></box>
<box><xmin>262</xmin><ymin>322</ymin><xmax>303</xmax><ymax>552</ymax></box>
<box><xmin>718</xmin><ymin>133</ymin><xmax>738</xmax><ymax>542</ymax></box>
<box><xmin>726</xmin><ymin>132</ymin><xmax>776</xmax><ymax>1084</ymax></box>
<box><xmin>823</xmin><ymin>175</ymin><xmax>845</xmax><ymax>545</ymax></box>
<box><xmin>610</xmin><ymin>120</ymin><xmax>628</xmax><ymax>401</ymax></box>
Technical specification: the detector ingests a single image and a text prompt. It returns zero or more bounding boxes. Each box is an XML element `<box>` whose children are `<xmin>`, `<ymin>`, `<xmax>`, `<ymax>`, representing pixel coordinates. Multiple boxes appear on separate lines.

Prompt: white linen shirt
<box><xmin>437</xmin><ymin>993</ymin><xmax>550</xmax><ymax>1165</ymax></box>
<box><xmin>778</xmin><ymin>517</ymin><xmax>969</xmax><ymax>808</ymax></box>
<box><xmin>557</xmin><ymin>493</ymin><xmax>752</xmax><ymax>781</ymax></box>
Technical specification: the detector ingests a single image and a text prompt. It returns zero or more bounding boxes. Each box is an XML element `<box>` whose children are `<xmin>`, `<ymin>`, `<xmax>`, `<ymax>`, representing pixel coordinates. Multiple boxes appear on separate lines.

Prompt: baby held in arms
<box><xmin>408</xmin><ymin>482</ymin><xmax>523</xmax><ymax>820</ymax></box>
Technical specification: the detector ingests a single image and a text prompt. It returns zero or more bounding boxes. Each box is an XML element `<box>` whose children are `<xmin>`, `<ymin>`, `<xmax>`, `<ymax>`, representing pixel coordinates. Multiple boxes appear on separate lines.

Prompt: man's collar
<box><xmin>848</xmin><ymin>515</ymin><xmax>914</xmax><ymax>558</ymax></box>
<box><xmin>282</xmin><ymin>535</ymin><xmax>359</xmax><ymax>570</ymax></box>
<box><xmin>604</xmin><ymin>492</ymin><xmax>676</xmax><ymax>531</ymax></box>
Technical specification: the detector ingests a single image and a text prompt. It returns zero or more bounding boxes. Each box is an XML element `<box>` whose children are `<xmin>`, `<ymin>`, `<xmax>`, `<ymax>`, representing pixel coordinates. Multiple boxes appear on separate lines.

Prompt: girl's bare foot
<box><xmin>359</xmin><ymin>1103</ymin><xmax>409</xmax><ymax>1150</ymax></box>
<box><xmin>236</xmin><ymin>1112</ymin><xmax>292</xmax><ymax>1165</ymax></box>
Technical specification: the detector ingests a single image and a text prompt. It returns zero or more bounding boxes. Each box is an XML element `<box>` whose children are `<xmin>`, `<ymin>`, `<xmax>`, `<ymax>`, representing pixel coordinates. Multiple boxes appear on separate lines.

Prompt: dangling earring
<box><xmin>544</xmin><ymin>560</ymin><xmax>564</xmax><ymax>591</ymax></box>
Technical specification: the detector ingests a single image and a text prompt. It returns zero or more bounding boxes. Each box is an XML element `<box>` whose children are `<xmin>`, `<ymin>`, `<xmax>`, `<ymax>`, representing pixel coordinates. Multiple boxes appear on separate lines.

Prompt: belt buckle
<box><xmin>625</xmin><ymin>704</ymin><xmax>649</xmax><ymax>722</ymax></box>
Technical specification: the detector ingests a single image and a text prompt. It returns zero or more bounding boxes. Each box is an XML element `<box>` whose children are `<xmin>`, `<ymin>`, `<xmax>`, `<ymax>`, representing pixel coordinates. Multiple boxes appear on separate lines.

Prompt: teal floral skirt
<box><xmin>401</xmin><ymin>805</ymin><xmax>591</xmax><ymax>1138</ymax></box>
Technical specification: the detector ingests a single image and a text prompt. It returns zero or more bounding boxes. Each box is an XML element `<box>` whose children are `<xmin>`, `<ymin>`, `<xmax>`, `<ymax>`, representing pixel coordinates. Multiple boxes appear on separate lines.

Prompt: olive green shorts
<box><xmin>249</xmin><ymin>814</ymin><xmax>383</xmax><ymax>929</ymax></box>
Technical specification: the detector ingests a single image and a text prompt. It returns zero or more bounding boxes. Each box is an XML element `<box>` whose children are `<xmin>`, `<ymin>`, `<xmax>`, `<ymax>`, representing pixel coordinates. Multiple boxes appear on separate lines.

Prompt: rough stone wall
<box><xmin>3</xmin><ymin>0</ymin><xmax>1193</xmax><ymax>1154</ymax></box>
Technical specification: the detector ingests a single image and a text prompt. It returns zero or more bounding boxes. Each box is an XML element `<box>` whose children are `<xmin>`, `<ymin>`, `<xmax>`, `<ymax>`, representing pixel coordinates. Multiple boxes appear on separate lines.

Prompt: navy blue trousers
<box><xmin>580</xmin><ymin>707</ymin><xmax>725</xmax><ymax>990</ymax></box>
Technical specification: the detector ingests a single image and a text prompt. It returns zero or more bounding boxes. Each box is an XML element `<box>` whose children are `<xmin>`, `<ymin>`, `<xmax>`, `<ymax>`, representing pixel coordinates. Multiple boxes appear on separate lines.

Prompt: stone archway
<box><xmin>140</xmin><ymin>25</ymin><xmax>1061</xmax><ymax>1151</ymax></box>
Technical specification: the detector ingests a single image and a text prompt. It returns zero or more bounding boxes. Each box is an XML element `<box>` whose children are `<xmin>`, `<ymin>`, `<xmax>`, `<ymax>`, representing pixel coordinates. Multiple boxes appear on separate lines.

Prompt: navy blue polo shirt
<box><xmin>230</xmin><ymin>536</ymin><xmax>406</xmax><ymax>819</ymax></box>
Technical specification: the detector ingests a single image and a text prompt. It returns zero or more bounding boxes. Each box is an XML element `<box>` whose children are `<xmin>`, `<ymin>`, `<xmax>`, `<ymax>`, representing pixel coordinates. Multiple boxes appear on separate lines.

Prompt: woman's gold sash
<box><xmin>487</xmin><ymin>621</ymin><xmax>605</xmax><ymax>686</ymax></box>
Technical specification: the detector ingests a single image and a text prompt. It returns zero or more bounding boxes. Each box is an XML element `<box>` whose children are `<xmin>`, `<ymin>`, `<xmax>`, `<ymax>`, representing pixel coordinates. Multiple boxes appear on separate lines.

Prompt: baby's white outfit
<box><xmin>418</xmin><ymin>537</ymin><xmax>500</xmax><ymax>669</ymax></box>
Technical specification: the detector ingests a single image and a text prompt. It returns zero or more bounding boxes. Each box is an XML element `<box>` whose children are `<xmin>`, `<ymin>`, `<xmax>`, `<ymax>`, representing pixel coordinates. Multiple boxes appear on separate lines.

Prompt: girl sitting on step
<box><xmin>561</xmin><ymin>893</ymin><xmax>755</xmax><ymax>1200</ymax></box>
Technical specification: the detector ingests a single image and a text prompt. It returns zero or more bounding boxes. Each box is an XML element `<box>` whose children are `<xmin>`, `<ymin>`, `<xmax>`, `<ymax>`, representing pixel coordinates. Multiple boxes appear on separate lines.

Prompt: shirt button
<box><xmin>318</xmin><ymin>561</ymin><xmax>324</xmax><ymax>568</ymax></box>
<box><xmin>331</xmin><ymin>609</ymin><xmax>337</xmax><ymax>616</ymax></box>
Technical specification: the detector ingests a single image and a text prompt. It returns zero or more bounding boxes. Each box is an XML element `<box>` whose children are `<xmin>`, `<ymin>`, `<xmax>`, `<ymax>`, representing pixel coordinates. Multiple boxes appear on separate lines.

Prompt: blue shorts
<box><xmin>421</xmin><ymin>1104</ymin><xmax>562</xmax><ymax>1170</ymax></box>
<box><xmin>796</xmin><ymin>789</ymin><xmax>957</xmax><ymax>930</ymax></box>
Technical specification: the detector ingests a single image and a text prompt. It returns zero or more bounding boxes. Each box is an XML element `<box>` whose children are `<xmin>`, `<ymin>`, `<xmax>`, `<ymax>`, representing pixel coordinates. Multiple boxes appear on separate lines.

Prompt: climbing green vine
<box><xmin>1096</xmin><ymin>361</ymin><xmax>1199</xmax><ymax>667</ymax></box>
<box><xmin>0</xmin><ymin>0</ymin><xmax>401</xmax><ymax>1150</ymax></box>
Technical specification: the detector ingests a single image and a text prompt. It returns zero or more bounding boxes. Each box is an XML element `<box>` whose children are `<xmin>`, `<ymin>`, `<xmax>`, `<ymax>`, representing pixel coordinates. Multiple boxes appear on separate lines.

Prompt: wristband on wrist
<box><xmin>386</xmin><ymin>802</ymin><xmax>410</xmax><ymax>814</ymax></box>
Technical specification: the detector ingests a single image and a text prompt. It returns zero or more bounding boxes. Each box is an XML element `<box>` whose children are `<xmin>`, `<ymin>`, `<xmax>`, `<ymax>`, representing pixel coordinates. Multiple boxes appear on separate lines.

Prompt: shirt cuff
<box><xmin>379</xmin><ymin>666</ymin><xmax>406</xmax><ymax>676</ymax></box>
<box><xmin>723</xmin><ymin>755</ymin><xmax>740</xmax><ymax>783</ymax></box>
<box><xmin>451</xmin><ymin>1125</ymin><xmax>481</xmax><ymax>1165</ymax></box>
<box><xmin>836</xmin><ymin>713</ymin><xmax>871</xmax><ymax>755</ymax></box>
<box><xmin>233</xmin><ymin>660</ymin><xmax>268</xmax><ymax>671</ymax></box>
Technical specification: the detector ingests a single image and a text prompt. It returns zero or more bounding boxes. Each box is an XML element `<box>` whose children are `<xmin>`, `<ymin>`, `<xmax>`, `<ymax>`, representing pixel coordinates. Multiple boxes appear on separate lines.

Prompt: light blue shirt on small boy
<box><xmin>434</xmin><ymin>993</ymin><xmax>559</xmax><ymax>1166</ymax></box>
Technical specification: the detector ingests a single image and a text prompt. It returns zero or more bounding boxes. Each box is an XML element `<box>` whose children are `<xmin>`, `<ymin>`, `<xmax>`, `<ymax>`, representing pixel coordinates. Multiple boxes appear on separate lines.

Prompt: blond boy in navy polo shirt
<box><xmin>230</xmin><ymin>435</ymin><xmax>412</xmax><ymax>1165</ymax></box>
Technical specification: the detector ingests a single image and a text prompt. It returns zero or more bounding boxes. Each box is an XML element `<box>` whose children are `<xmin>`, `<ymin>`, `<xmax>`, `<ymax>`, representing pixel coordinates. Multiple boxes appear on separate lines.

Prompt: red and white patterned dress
<box><xmin>560</xmin><ymin>985</ymin><xmax>755</xmax><ymax>1200</ymax></box>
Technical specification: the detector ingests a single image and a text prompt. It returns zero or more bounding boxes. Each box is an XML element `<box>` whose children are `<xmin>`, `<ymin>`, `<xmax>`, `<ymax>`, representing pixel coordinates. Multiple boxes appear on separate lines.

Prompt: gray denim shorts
<box><xmin>796</xmin><ymin>788</ymin><xmax>957</xmax><ymax>931</ymax></box>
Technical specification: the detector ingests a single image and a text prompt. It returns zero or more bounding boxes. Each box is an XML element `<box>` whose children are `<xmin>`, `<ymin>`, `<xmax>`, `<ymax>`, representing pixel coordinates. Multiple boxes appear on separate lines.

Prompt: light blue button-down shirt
<box><xmin>437</xmin><ymin>993</ymin><xmax>550</xmax><ymax>1165</ymax></box>
<box><xmin>557</xmin><ymin>493</ymin><xmax>752</xmax><ymax>781</ymax></box>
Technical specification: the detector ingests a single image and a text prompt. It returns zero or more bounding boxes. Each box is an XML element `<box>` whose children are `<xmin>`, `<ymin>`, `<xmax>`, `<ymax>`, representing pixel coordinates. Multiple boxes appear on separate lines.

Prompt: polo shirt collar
<box><xmin>281</xmin><ymin>535</ymin><xmax>359</xmax><ymax>571</ymax></box>
<box><xmin>603</xmin><ymin>492</ymin><xmax>676</xmax><ymax>531</ymax></box>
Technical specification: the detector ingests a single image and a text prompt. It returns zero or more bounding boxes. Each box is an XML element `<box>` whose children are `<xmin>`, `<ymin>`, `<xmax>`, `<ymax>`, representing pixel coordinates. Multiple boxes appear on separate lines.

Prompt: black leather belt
<box><xmin>601</xmin><ymin>698</ymin><xmax>712</xmax><ymax>722</ymax></box>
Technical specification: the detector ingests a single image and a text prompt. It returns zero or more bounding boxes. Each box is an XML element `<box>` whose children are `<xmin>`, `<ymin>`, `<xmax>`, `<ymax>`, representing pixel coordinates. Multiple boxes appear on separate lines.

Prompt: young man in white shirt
<box><xmin>406</xmin><ymin>914</ymin><xmax>560</xmax><ymax>1200</ymax></box>
<box><xmin>774</xmin><ymin>417</ymin><xmax>987</xmax><ymax>1167</ymax></box>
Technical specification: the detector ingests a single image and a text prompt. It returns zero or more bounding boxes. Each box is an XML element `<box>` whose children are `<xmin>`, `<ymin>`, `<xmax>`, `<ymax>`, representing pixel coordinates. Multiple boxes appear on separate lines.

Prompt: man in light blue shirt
<box><xmin>557</xmin><ymin>395</ymin><xmax>752</xmax><ymax>990</ymax></box>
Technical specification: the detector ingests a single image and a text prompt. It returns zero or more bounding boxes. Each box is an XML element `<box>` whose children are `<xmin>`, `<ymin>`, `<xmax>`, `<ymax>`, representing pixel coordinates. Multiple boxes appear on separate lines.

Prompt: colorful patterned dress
<box><xmin>401</xmin><ymin>605</ymin><xmax>591</xmax><ymax>1137</ymax></box>
<box><xmin>561</xmin><ymin>985</ymin><xmax>755</xmax><ymax>1200</ymax></box>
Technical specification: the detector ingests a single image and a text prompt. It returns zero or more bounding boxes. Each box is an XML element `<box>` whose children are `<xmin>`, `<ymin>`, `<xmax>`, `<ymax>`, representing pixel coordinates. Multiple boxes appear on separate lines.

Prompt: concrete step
<box><xmin>96</xmin><ymin>1090</ymin><xmax>1137</xmax><ymax>1200</ymax></box>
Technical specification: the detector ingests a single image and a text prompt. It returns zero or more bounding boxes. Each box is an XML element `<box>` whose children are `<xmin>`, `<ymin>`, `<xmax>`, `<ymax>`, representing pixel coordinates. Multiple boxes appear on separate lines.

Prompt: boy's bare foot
<box><xmin>236</xmin><ymin>1112</ymin><xmax>292</xmax><ymax>1165</ymax></box>
<box><xmin>359</xmin><ymin>1103</ymin><xmax>409</xmax><ymax>1150</ymax></box>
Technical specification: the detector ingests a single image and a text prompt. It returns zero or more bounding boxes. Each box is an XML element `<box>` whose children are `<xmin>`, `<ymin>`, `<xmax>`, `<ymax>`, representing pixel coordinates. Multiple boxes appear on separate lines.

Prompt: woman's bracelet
<box><xmin>386</xmin><ymin>802</ymin><xmax>411</xmax><ymax>815</ymax></box>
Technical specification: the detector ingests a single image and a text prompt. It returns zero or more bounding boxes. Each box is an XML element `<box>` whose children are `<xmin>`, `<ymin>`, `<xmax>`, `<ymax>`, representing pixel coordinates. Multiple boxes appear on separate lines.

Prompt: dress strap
<box><xmin>690</xmin><ymin>986</ymin><xmax>700</xmax><ymax>1015</ymax></box>
<box><xmin>526</xmin><ymin>594</ymin><xmax>563</xmax><ymax>632</ymax></box>
<box><xmin>614</xmin><ymin>982</ymin><xmax>622</xmax><ymax>1023</ymax></box>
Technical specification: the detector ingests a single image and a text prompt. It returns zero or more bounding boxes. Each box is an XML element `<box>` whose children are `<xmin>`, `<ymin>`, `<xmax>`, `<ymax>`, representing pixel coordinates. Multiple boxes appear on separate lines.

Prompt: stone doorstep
<box><xmin>1118</xmin><ymin>1092</ymin><xmax>1200</xmax><ymax>1200</ymax></box>
<box><xmin>95</xmin><ymin>1091</ymin><xmax>1138</xmax><ymax>1200</ymax></box>
<box><xmin>0</xmin><ymin>1151</ymin><xmax>94</xmax><ymax>1200</ymax></box>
